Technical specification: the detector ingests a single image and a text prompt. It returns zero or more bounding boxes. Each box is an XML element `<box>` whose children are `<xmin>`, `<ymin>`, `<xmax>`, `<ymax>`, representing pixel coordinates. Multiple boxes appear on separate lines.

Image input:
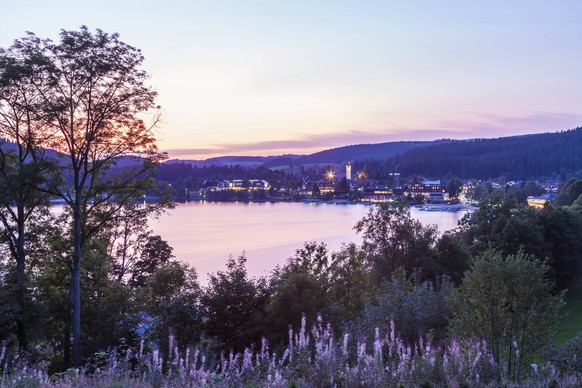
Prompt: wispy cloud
<box><xmin>164</xmin><ymin>112</ymin><xmax>582</xmax><ymax>159</ymax></box>
<box><xmin>417</xmin><ymin>112</ymin><xmax>582</xmax><ymax>141</ymax></box>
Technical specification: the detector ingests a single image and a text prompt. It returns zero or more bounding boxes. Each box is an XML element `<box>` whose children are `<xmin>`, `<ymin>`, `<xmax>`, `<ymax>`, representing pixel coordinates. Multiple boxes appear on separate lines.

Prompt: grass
<box><xmin>554</xmin><ymin>277</ymin><xmax>582</xmax><ymax>346</ymax></box>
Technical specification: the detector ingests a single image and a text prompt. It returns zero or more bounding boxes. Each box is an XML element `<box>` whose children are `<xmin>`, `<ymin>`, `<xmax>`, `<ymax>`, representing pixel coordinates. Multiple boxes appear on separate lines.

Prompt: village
<box><xmin>192</xmin><ymin>162</ymin><xmax>559</xmax><ymax>210</ymax></box>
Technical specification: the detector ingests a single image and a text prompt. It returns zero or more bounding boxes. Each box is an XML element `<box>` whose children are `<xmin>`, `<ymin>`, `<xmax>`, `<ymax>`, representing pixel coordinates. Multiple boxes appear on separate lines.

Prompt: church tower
<box><xmin>346</xmin><ymin>162</ymin><xmax>352</xmax><ymax>181</ymax></box>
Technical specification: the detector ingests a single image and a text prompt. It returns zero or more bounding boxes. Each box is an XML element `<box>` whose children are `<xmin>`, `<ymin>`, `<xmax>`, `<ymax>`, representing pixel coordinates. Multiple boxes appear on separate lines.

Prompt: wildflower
<box><xmin>373</xmin><ymin>328</ymin><xmax>382</xmax><ymax>361</ymax></box>
<box><xmin>243</xmin><ymin>348</ymin><xmax>253</xmax><ymax>371</ymax></box>
<box><xmin>342</xmin><ymin>333</ymin><xmax>349</xmax><ymax>357</ymax></box>
<box><xmin>261</xmin><ymin>337</ymin><xmax>269</xmax><ymax>357</ymax></box>
<box><xmin>179</xmin><ymin>357</ymin><xmax>185</xmax><ymax>381</ymax></box>
<box><xmin>152</xmin><ymin>349</ymin><xmax>160</xmax><ymax>371</ymax></box>
<box><xmin>513</xmin><ymin>338</ymin><xmax>520</xmax><ymax>359</ymax></box>
<box><xmin>280</xmin><ymin>348</ymin><xmax>290</xmax><ymax>366</ymax></box>
<box><xmin>473</xmin><ymin>351</ymin><xmax>482</xmax><ymax>368</ymax></box>
<box><xmin>168</xmin><ymin>333</ymin><xmax>175</xmax><ymax>358</ymax></box>
<box><xmin>0</xmin><ymin>340</ymin><xmax>5</xmax><ymax>365</ymax></box>
<box><xmin>357</xmin><ymin>341</ymin><xmax>366</xmax><ymax>362</ymax></box>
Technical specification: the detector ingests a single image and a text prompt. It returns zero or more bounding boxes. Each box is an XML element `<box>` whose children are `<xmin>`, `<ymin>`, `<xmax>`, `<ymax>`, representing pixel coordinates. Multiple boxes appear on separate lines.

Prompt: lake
<box><xmin>150</xmin><ymin>201</ymin><xmax>471</xmax><ymax>282</ymax></box>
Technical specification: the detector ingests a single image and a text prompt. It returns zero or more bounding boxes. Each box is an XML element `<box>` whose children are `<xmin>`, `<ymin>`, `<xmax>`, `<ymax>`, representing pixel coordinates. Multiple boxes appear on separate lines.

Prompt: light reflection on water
<box><xmin>150</xmin><ymin>202</ymin><xmax>471</xmax><ymax>282</ymax></box>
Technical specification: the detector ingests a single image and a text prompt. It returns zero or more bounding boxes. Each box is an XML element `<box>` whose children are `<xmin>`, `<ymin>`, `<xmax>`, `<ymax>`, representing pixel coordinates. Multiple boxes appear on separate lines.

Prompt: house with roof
<box><xmin>406</xmin><ymin>180</ymin><xmax>445</xmax><ymax>197</ymax></box>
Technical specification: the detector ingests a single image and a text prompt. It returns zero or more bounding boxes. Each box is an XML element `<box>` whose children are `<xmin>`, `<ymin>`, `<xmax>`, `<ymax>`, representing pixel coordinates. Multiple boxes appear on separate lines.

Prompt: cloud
<box><xmin>163</xmin><ymin>131</ymin><xmax>421</xmax><ymax>159</ymax></box>
<box><xmin>163</xmin><ymin>112</ymin><xmax>582</xmax><ymax>159</ymax></box>
<box><xmin>425</xmin><ymin>112</ymin><xmax>582</xmax><ymax>139</ymax></box>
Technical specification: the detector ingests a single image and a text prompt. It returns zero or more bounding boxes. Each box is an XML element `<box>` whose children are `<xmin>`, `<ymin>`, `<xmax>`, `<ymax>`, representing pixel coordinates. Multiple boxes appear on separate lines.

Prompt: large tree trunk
<box><xmin>63</xmin><ymin>284</ymin><xmax>72</xmax><ymax>368</ymax></box>
<box><xmin>15</xmin><ymin>205</ymin><xmax>28</xmax><ymax>351</ymax></box>
<box><xmin>72</xmin><ymin>204</ymin><xmax>82</xmax><ymax>368</ymax></box>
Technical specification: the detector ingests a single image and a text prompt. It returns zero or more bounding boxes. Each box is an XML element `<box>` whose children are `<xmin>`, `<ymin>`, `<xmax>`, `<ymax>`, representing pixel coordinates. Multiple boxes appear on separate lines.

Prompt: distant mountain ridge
<box><xmin>290</xmin><ymin>140</ymin><xmax>450</xmax><ymax>165</ymax></box>
<box><xmin>166</xmin><ymin>140</ymin><xmax>442</xmax><ymax>167</ymax></box>
<box><xmin>6</xmin><ymin>128</ymin><xmax>582</xmax><ymax>180</ymax></box>
<box><xmin>164</xmin><ymin>127</ymin><xmax>582</xmax><ymax>179</ymax></box>
<box><xmin>166</xmin><ymin>155</ymin><xmax>301</xmax><ymax>168</ymax></box>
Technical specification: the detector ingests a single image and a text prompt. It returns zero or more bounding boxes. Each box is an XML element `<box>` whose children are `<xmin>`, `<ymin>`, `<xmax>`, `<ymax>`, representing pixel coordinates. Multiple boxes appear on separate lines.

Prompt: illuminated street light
<box><xmin>326</xmin><ymin>170</ymin><xmax>335</xmax><ymax>180</ymax></box>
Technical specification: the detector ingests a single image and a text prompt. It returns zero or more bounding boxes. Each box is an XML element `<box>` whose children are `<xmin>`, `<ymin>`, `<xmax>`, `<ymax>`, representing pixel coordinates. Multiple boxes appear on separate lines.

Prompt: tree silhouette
<box><xmin>0</xmin><ymin>40</ymin><xmax>55</xmax><ymax>350</ymax></box>
<box><xmin>8</xmin><ymin>26</ymin><xmax>168</xmax><ymax>366</ymax></box>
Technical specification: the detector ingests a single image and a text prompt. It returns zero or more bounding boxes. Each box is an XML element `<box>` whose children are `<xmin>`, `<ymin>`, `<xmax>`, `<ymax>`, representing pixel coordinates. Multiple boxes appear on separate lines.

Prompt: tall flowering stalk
<box><xmin>0</xmin><ymin>318</ymin><xmax>579</xmax><ymax>387</ymax></box>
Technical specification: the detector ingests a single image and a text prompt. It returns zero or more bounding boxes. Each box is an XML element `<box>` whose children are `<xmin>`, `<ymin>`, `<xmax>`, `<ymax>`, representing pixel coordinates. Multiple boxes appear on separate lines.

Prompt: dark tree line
<box><xmin>355</xmin><ymin>128</ymin><xmax>582</xmax><ymax>180</ymax></box>
<box><xmin>161</xmin><ymin>128</ymin><xmax>582</xmax><ymax>186</ymax></box>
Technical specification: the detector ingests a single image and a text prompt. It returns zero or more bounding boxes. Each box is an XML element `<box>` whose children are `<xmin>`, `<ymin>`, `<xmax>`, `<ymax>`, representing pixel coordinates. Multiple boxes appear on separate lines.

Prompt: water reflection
<box><xmin>150</xmin><ymin>202</ymin><xmax>470</xmax><ymax>282</ymax></box>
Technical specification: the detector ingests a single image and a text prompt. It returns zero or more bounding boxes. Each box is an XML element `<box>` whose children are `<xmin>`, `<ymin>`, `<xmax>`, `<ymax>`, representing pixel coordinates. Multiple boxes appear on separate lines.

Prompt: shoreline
<box><xmin>174</xmin><ymin>198</ymin><xmax>479</xmax><ymax>212</ymax></box>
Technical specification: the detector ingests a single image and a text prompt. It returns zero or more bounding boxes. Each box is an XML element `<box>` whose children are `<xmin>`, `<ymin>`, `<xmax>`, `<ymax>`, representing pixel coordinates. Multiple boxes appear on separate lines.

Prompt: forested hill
<box><xmin>289</xmin><ymin>140</ymin><xmax>435</xmax><ymax>165</ymax></box>
<box><xmin>379</xmin><ymin>127</ymin><xmax>582</xmax><ymax>179</ymax></box>
<box><xmin>170</xmin><ymin>141</ymin><xmax>434</xmax><ymax>168</ymax></box>
<box><xmin>160</xmin><ymin>127</ymin><xmax>582</xmax><ymax>180</ymax></box>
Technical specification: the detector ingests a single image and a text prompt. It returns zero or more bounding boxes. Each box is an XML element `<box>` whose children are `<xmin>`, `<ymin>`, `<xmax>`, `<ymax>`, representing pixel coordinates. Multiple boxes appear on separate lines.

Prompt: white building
<box><xmin>216</xmin><ymin>179</ymin><xmax>270</xmax><ymax>190</ymax></box>
<box><xmin>346</xmin><ymin>162</ymin><xmax>352</xmax><ymax>180</ymax></box>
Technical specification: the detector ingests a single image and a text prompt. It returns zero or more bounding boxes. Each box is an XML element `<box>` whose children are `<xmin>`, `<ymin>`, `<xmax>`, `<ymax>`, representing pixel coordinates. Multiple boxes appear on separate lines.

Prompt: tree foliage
<box><xmin>0</xmin><ymin>36</ymin><xmax>56</xmax><ymax>351</ymax></box>
<box><xmin>129</xmin><ymin>235</ymin><xmax>175</xmax><ymax>288</ymax></box>
<box><xmin>458</xmin><ymin>197</ymin><xmax>582</xmax><ymax>289</ymax></box>
<box><xmin>1</xmin><ymin>26</ymin><xmax>169</xmax><ymax>366</ymax></box>
<box><xmin>141</xmin><ymin>262</ymin><xmax>202</xmax><ymax>355</ymax></box>
<box><xmin>354</xmin><ymin>203</ymin><xmax>438</xmax><ymax>282</ymax></box>
<box><xmin>200</xmin><ymin>255</ymin><xmax>270</xmax><ymax>353</ymax></box>
<box><xmin>353</xmin><ymin>269</ymin><xmax>453</xmax><ymax>345</ymax></box>
<box><xmin>450</xmin><ymin>251</ymin><xmax>565</xmax><ymax>380</ymax></box>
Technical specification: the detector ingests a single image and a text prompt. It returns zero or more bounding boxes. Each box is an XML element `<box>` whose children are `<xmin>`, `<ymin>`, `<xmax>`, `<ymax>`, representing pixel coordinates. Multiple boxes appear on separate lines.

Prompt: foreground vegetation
<box><xmin>2</xmin><ymin>316</ymin><xmax>581</xmax><ymax>387</ymax></box>
<box><xmin>2</xmin><ymin>198</ymin><xmax>582</xmax><ymax>386</ymax></box>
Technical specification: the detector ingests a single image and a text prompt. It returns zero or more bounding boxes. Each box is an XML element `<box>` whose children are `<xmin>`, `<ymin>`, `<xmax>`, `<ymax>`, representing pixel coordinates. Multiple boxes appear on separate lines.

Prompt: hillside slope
<box><xmin>379</xmin><ymin>128</ymin><xmax>582</xmax><ymax>179</ymax></box>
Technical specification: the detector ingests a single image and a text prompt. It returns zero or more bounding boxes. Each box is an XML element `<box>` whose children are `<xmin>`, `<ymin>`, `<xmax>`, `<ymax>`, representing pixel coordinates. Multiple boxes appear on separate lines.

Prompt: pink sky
<box><xmin>2</xmin><ymin>1</ymin><xmax>582</xmax><ymax>159</ymax></box>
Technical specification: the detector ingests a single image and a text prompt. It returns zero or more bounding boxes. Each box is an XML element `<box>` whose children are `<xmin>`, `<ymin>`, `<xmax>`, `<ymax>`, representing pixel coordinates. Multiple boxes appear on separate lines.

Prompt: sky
<box><xmin>2</xmin><ymin>1</ymin><xmax>582</xmax><ymax>159</ymax></box>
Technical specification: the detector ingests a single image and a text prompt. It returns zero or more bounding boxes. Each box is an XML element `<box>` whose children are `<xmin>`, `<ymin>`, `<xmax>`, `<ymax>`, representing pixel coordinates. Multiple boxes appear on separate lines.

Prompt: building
<box><xmin>346</xmin><ymin>162</ymin><xmax>352</xmax><ymax>181</ymax></box>
<box><xmin>361</xmin><ymin>186</ymin><xmax>394</xmax><ymax>203</ymax></box>
<box><xmin>407</xmin><ymin>180</ymin><xmax>444</xmax><ymax>197</ymax></box>
<box><xmin>216</xmin><ymin>179</ymin><xmax>270</xmax><ymax>191</ymax></box>
<box><xmin>527</xmin><ymin>193</ymin><xmax>555</xmax><ymax>209</ymax></box>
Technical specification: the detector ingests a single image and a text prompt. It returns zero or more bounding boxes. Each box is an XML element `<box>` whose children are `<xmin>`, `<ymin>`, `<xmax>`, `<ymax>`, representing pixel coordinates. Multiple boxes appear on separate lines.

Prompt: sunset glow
<box><xmin>2</xmin><ymin>1</ymin><xmax>582</xmax><ymax>159</ymax></box>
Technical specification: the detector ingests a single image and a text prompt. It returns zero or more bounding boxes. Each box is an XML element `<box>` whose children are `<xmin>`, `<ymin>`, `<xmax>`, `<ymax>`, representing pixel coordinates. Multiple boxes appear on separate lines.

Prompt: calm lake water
<box><xmin>150</xmin><ymin>202</ymin><xmax>471</xmax><ymax>282</ymax></box>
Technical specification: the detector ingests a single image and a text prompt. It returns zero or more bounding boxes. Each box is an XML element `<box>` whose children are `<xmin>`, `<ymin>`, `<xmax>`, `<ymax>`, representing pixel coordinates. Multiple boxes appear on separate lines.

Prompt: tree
<box><xmin>0</xmin><ymin>42</ymin><xmax>55</xmax><ymax>350</ymax></box>
<box><xmin>327</xmin><ymin>243</ymin><xmax>372</xmax><ymax>322</ymax></box>
<box><xmin>354</xmin><ymin>203</ymin><xmax>438</xmax><ymax>282</ymax></box>
<box><xmin>9</xmin><ymin>26</ymin><xmax>167</xmax><ymax>366</ymax></box>
<box><xmin>142</xmin><ymin>262</ymin><xmax>202</xmax><ymax>355</ymax></box>
<box><xmin>458</xmin><ymin>197</ymin><xmax>582</xmax><ymax>290</ymax></box>
<box><xmin>556</xmin><ymin>179</ymin><xmax>582</xmax><ymax>206</ymax></box>
<box><xmin>450</xmin><ymin>251</ymin><xmax>564</xmax><ymax>380</ymax></box>
<box><xmin>129</xmin><ymin>235</ymin><xmax>174</xmax><ymax>288</ymax></box>
<box><xmin>201</xmin><ymin>255</ymin><xmax>270</xmax><ymax>353</ymax></box>
<box><xmin>334</xmin><ymin>177</ymin><xmax>350</xmax><ymax>195</ymax></box>
<box><xmin>539</xmin><ymin>206</ymin><xmax>582</xmax><ymax>289</ymax></box>
<box><xmin>264</xmin><ymin>242</ymin><xmax>331</xmax><ymax>346</ymax></box>
<box><xmin>434</xmin><ymin>232</ymin><xmax>471</xmax><ymax>285</ymax></box>
<box><xmin>446</xmin><ymin>177</ymin><xmax>463</xmax><ymax>198</ymax></box>
<box><xmin>264</xmin><ymin>242</ymin><xmax>372</xmax><ymax>348</ymax></box>
<box><xmin>106</xmin><ymin>204</ymin><xmax>151</xmax><ymax>283</ymax></box>
<box><xmin>352</xmin><ymin>269</ymin><xmax>453</xmax><ymax>345</ymax></box>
